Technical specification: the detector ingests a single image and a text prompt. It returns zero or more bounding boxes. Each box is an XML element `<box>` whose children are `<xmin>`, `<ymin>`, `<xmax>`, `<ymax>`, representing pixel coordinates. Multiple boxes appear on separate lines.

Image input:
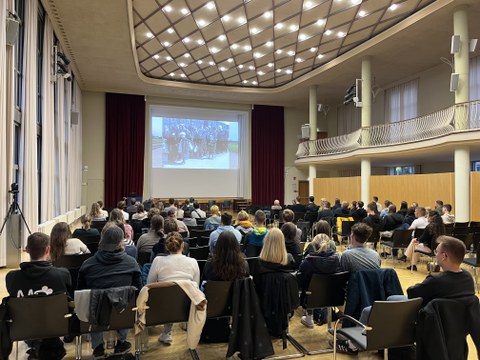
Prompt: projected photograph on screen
<box><xmin>152</xmin><ymin>117</ymin><xmax>239</xmax><ymax>169</ymax></box>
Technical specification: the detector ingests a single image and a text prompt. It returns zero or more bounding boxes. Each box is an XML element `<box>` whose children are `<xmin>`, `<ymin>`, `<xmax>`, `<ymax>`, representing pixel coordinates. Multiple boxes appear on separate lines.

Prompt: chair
<box><xmin>333</xmin><ymin>220</ymin><xmax>355</xmax><ymax>248</ymax></box>
<box><xmin>184</xmin><ymin>237</ymin><xmax>198</xmax><ymax>248</ymax></box>
<box><xmin>91</xmin><ymin>220</ymin><xmax>108</xmax><ymax>232</ymax></box>
<box><xmin>179</xmin><ymin>231</ymin><xmax>189</xmax><ymax>238</ymax></box>
<box><xmin>189</xmin><ymin>246</ymin><xmax>210</xmax><ymax>260</ymax></box>
<box><xmin>190</xmin><ymin>229</ymin><xmax>213</xmax><ymax>239</ymax></box>
<box><xmin>333</xmin><ymin>298</ymin><xmax>423</xmax><ymax>360</ymax></box>
<box><xmin>444</xmin><ymin>223</ymin><xmax>454</xmax><ymax>236</ymax></box>
<box><xmin>204</xmin><ymin>281</ymin><xmax>233</xmax><ymax>318</ymax></box>
<box><xmin>245</xmin><ymin>244</ymin><xmax>262</xmax><ymax>258</ymax></box>
<box><xmin>53</xmin><ymin>254</ymin><xmax>93</xmax><ymax>297</ymax></box>
<box><xmin>294</xmin><ymin>212</ymin><xmax>306</xmax><ymax>223</ymax></box>
<box><xmin>454</xmin><ymin>222</ymin><xmax>469</xmax><ymax>228</ymax></box>
<box><xmin>222</xmin><ymin>200</ymin><xmax>232</xmax><ymax>210</ymax></box>
<box><xmin>197</xmin><ymin>236</ymin><xmax>210</xmax><ymax>247</ymax></box>
<box><xmin>137</xmin><ymin>251</ymin><xmax>152</xmax><ymax>267</ymax></box>
<box><xmin>187</xmin><ymin>225</ymin><xmax>203</xmax><ymax>231</ymax></box>
<box><xmin>413</xmin><ymin>227</ymin><xmax>425</xmax><ymax>239</ymax></box>
<box><xmin>294</xmin><ymin>272</ymin><xmax>350</xmax><ymax>355</ymax></box>
<box><xmin>381</xmin><ymin>229</ymin><xmax>413</xmax><ymax>266</ymax></box>
<box><xmin>463</xmin><ymin>245</ymin><xmax>480</xmax><ymax>293</ymax></box>
<box><xmin>135</xmin><ymin>283</ymin><xmax>199</xmax><ymax>359</ymax></box>
<box><xmin>197</xmin><ymin>259</ymin><xmax>207</xmax><ymax>276</ymax></box>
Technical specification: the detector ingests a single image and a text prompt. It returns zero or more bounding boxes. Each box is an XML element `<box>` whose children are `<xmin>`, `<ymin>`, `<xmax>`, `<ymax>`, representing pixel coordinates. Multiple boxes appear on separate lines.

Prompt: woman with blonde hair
<box><xmin>234</xmin><ymin>210</ymin><xmax>254</xmax><ymax>235</ymax></box>
<box><xmin>255</xmin><ymin>228</ymin><xmax>294</xmax><ymax>271</ymax></box>
<box><xmin>204</xmin><ymin>205</ymin><xmax>221</xmax><ymax>230</ymax></box>
<box><xmin>90</xmin><ymin>202</ymin><xmax>107</xmax><ymax>221</ymax></box>
<box><xmin>298</xmin><ymin>233</ymin><xmax>341</xmax><ymax>328</ymax></box>
<box><xmin>50</xmin><ymin>222</ymin><xmax>90</xmax><ymax>261</ymax></box>
<box><xmin>303</xmin><ymin>220</ymin><xmax>337</xmax><ymax>256</ymax></box>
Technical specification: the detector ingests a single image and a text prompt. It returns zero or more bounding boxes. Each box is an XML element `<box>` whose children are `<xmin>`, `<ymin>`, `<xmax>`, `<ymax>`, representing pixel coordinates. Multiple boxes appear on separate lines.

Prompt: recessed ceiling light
<box><xmin>231</xmin><ymin>44</ymin><xmax>238</xmax><ymax>49</ymax></box>
<box><xmin>296</xmin><ymin>58</ymin><xmax>303</xmax><ymax>63</ymax></box>
<box><xmin>316</xmin><ymin>19</ymin><xmax>325</xmax><ymax>26</ymax></box>
<box><xmin>227</xmin><ymin>58</ymin><xmax>233</xmax><ymax>63</ymax></box>
<box><xmin>166</xmin><ymin>56</ymin><xmax>172</xmax><ymax>61</ymax></box>
<box><xmin>170</xmin><ymin>72</ymin><xmax>175</xmax><ymax>76</ymax></box>
<box><xmin>276</xmin><ymin>49</ymin><xmax>283</xmax><ymax>54</ymax></box>
<box><xmin>197</xmin><ymin>60</ymin><xmax>203</xmax><ymax>64</ymax></box>
<box><xmin>254</xmin><ymin>52</ymin><xmax>262</xmax><ymax>58</ymax></box>
<box><xmin>358</xmin><ymin>10</ymin><xmax>367</xmax><ymax>17</ymax></box>
<box><xmin>285</xmin><ymin>69</ymin><xmax>292</xmax><ymax>74</ymax></box>
<box><xmin>238</xmin><ymin>64</ymin><xmax>244</xmax><ymax>69</ymax></box>
<box><xmin>351</xmin><ymin>0</ymin><xmax>362</xmax><ymax>5</ymax></box>
<box><xmin>244</xmin><ymin>45</ymin><xmax>252</xmax><ymax>51</ymax></box>
<box><xmin>317</xmin><ymin>54</ymin><xmax>324</xmax><ymax>58</ymax></box>
<box><xmin>198</xmin><ymin>19</ymin><xmax>207</xmax><ymax>27</ymax></box>
<box><xmin>304</xmin><ymin>1</ymin><xmax>314</xmax><ymax>9</ymax></box>
<box><xmin>238</xmin><ymin>17</ymin><xmax>246</xmax><ymax>24</ymax></box>
<box><xmin>163</xmin><ymin>5</ymin><xmax>172</xmax><ymax>12</ymax></box>
<box><xmin>180</xmin><ymin>74</ymin><xmax>186</xmax><ymax>78</ymax></box>
<box><xmin>209</xmin><ymin>61</ymin><xmax>215</xmax><ymax>66</ymax></box>
<box><xmin>389</xmin><ymin>4</ymin><xmax>398</xmax><ymax>10</ymax></box>
<box><xmin>184</xmin><ymin>54</ymin><xmax>190</xmax><ymax>58</ymax></box>
<box><xmin>206</xmin><ymin>1</ymin><xmax>215</xmax><ymax>10</ymax></box>
<box><xmin>251</xmin><ymin>27</ymin><xmax>259</xmax><ymax>35</ymax></box>
<box><xmin>167</xmin><ymin>28</ymin><xmax>174</xmax><ymax>34</ymax></box>
<box><xmin>153</xmin><ymin>54</ymin><xmax>160</xmax><ymax>59</ymax></box>
<box><xmin>287</xmin><ymin>50</ymin><xmax>295</xmax><ymax>56</ymax></box>
<box><xmin>249</xmin><ymin>65</ymin><xmax>255</xmax><ymax>70</ymax></box>
<box><xmin>325</xmin><ymin>29</ymin><xmax>332</xmax><ymax>35</ymax></box>
<box><xmin>276</xmin><ymin>69</ymin><xmax>282</xmax><ymax>73</ymax></box>
<box><xmin>243</xmin><ymin>80</ymin><xmax>248</xmax><ymax>84</ymax></box>
<box><xmin>310</xmin><ymin>47</ymin><xmax>317</xmax><ymax>52</ymax></box>
<box><xmin>222</xmin><ymin>15</ymin><xmax>231</xmax><ymax>22</ymax></box>
<box><xmin>183</xmin><ymin>37</ymin><xmax>191</xmax><ymax>43</ymax></box>
<box><xmin>264</xmin><ymin>11</ymin><xmax>272</xmax><ymax>18</ymax></box>
<box><xmin>252</xmin><ymin>81</ymin><xmax>257</xmax><ymax>85</ymax></box>
<box><xmin>337</xmin><ymin>31</ymin><xmax>346</xmax><ymax>37</ymax></box>
<box><xmin>267</xmin><ymin>63</ymin><xmax>274</xmax><ymax>67</ymax></box>
<box><xmin>266</xmin><ymin>41</ymin><xmax>273</xmax><ymax>47</ymax></box>
<box><xmin>298</xmin><ymin>33</ymin><xmax>307</xmax><ymax>41</ymax></box>
<box><xmin>257</xmin><ymin>71</ymin><xmax>264</xmax><ymax>75</ymax></box>
<box><xmin>181</xmin><ymin>8</ymin><xmax>189</xmax><ymax>15</ymax></box>
<box><xmin>210</xmin><ymin>47</ymin><xmax>219</xmax><ymax>53</ymax></box>
<box><xmin>289</xmin><ymin>24</ymin><xmax>298</xmax><ymax>31</ymax></box>
<box><xmin>146</xmin><ymin>32</ymin><xmax>154</xmax><ymax>38</ymax></box>
<box><xmin>219</xmin><ymin>67</ymin><xmax>227</xmax><ymax>71</ymax></box>
<box><xmin>163</xmin><ymin>41</ymin><xmax>171</xmax><ymax>47</ymax></box>
<box><xmin>275</xmin><ymin>23</ymin><xmax>284</xmax><ymax>29</ymax></box>
<box><xmin>179</xmin><ymin>62</ymin><xmax>187</xmax><ymax>67</ymax></box>
<box><xmin>218</xmin><ymin>34</ymin><xmax>226</xmax><ymax>41</ymax></box>
<box><xmin>197</xmin><ymin>39</ymin><xmax>204</xmax><ymax>45</ymax></box>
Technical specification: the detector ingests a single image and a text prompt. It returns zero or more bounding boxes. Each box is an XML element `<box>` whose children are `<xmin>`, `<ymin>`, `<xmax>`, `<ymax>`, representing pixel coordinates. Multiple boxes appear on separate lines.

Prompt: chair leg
<box><xmin>189</xmin><ymin>348</ymin><xmax>200</xmax><ymax>360</ymax></box>
<box><xmin>135</xmin><ymin>333</ymin><xmax>141</xmax><ymax>360</ymax></box>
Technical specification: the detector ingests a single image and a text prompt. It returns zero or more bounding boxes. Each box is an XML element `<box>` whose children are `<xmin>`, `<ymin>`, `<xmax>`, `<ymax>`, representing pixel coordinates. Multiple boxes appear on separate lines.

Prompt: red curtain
<box><xmin>251</xmin><ymin>105</ymin><xmax>284</xmax><ymax>205</ymax></box>
<box><xmin>105</xmin><ymin>93</ymin><xmax>145</xmax><ymax>208</ymax></box>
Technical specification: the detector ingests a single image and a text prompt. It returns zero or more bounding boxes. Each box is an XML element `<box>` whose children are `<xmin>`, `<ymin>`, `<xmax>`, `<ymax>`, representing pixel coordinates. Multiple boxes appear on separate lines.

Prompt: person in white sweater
<box><xmin>147</xmin><ymin>231</ymin><xmax>200</xmax><ymax>344</ymax></box>
<box><xmin>50</xmin><ymin>222</ymin><xmax>90</xmax><ymax>261</ymax></box>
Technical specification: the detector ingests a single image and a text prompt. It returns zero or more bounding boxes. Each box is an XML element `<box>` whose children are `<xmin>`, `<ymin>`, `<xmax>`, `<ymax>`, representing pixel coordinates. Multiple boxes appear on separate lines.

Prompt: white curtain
<box><xmin>470</xmin><ymin>55</ymin><xmax>480</xmax><ymax>101</ymax></box>
<box><xmin>385</xmin><ymin>79</ymin><xmax>418</xmax><ymax>123</ymax></box>
<box><xmin>73</xmin><ymin>81</ymin><xmax>83</xmax><ymax>208</ymax></box>
<box><xmin>40</xmin><ymin>19</ymin><xmax>55</xmax><ymax>223</ymax></box>
<box><xmin>337</xmin><ymin>103</ymin><xmax>361</xmax><ymax>135</ymax></box>
<box><xmin>55</xmin><ymin>77</ymin><xmax>67</xmax><ymax>215</ymax></box>
<box><xmin>20</xmin><ymin>0</ymin><xmax>39</xmax><ymax>239</ymax></box>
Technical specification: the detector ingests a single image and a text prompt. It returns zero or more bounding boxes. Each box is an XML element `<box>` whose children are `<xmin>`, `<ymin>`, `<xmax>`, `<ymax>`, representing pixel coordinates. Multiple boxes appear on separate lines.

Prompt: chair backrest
<box><xmin>144</xmin><ymin>284</ymin><xmax>191</xmax><ymax>326</ymax></box>
<box><xmin>76</xmin><ymin>234</ymin><xmax>101</xmax><ymax>244</ymax></box>
<box><xmin>444</xmin><ymin>223</ymin><xmax>455</xmax><ymax>236</ymax></box>
<box><xmin>137</xmin><ymin>251</ymin><xmax>152</xmax><ymax>267</ymax></box>
<box><xmin>187</xmin><ymin>225</ymin><xmax>203</xmax><ymax>231</ymax></box>
<box><xmin>91</xmin><ymin>220</ymin><xmax>108</xmax><ymax>232</ymax></box>
<box><xmin>294</xmin><ymin>212</ymin><xmax>306</xmax><ymax>223</ymax></box>
<box><xmin>184</xmin><ymin>237</ymin><xmax>198</xmax><ymax>248</ymax></box>
<box><xmin>391</xmin><ymin>229</ymin><xmax>414</xmax><ymax>248</ymax></box>
<box><xmin>179</xmin><ymin>231</ymin><xmax>188</xmax><ymax>238</ymax></box>
<box><xmin>469</xmin><ymin>221</ymin><xmax>480</xmax><ymax>229</ymax></box>
<box><xmin>366</xmin><ymin>298</ymin><xmax>422</xmax><ymax>350</ymax></box>
<box><xmin>53</xmin><ymin>253</ymin><xmax>92</xmax><ymax>269</ymax></box>
<box><xmin>204</xmin><ymin>281</ymin><xmax>233</xmax><ymax>318</ymax></box>
<box><xmin>197</xmin><ymin>259</ymin><xmax>207</xmax><ymax>275</ymax></box>
<box><xmin>191</xmin><ymin>229</ymin><xmax>213</xmax><ymax>238</ymax></box>
<box><xmin>339</xmin><ymin>220</ymin><xmax>355</xmax><ymax>236</ymax></box>
<box><xmin>454</xmin><ymin>222</ymin><xmax>469</xmax><ymax>228</ymax></box>
<box><xmin>8</xmin><ymin>293</ymin><xmax>70</xmax><ymax>341</ymax></box>
<box><xmin>189</xmin><ymin>246</ymin><xmax>210</xmax><ymax>260</ymax></box>
<box><xmin>245</xmin><ymin>244</ymin><xmax>262</xmax><ymax>258</ymax></box>
<box><xmin>198</xmin><ymin>236</ymin><xmax>210</xmax><ymax>247</ymax></box>
<box><xmin>305</xmin><ymin>272</ymin><xmax>350</xmax><ymax>309</ymax></box>
<box><xmin>246</xmin><ymin>256</ymin><xmax>260</xmax><ymax>275</ymax></box>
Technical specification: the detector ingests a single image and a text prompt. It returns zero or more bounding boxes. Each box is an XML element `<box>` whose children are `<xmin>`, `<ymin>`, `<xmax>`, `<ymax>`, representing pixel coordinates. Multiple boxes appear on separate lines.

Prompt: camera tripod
<box><xmin>0</xmin><ymin>191</ymin><xmax>31</xmax><ymax>238</ymax></box>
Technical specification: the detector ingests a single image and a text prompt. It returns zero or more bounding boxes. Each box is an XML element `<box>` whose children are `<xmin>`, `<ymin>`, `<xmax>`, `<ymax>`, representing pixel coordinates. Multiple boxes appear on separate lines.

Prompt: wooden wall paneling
<box><xmin>471</xmin><ymin>173</ymin><xmax>480</xmax><ymax>221</ymax></box>
<box><xmin>313</xmin><ymin>177</ymin><xmax>361</xmax><ymax>204</ymax></box>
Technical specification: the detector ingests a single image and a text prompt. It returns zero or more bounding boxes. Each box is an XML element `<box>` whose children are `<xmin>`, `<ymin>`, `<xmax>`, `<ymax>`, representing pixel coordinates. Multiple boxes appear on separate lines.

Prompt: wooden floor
<box><xmin>1</xmin><ymin>250</ymin><xmax>478</xmax><ymax>359</ymax></box>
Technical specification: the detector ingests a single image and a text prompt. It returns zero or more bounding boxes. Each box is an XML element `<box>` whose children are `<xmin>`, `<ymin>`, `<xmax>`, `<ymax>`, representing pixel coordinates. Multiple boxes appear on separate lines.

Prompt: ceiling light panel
<box><xmin>274</xmin><ymin>0</ymin><xmax>302</xmax><ymax>23</ymax></box>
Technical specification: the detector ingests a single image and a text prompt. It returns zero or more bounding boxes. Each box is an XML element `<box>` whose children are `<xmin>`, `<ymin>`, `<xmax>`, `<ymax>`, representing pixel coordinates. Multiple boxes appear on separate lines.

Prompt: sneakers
<box><xmin>406</xmin><ymin>265</ymin><xmax>417</xmax><ymax>271</ymax></box>
<box><xmin>92</xmin><ymin>343</ymin><xmax>105</xmax><ymax>359</ymax></box>
<box><xmin>114</xmin><ymin>340</ymin><xmax>131</xmax><ymax>354</ymax></box>
<box><xmin>301</xmin><ymin>315</ymin><xmax>314</xmax><ymax>328</ymax></box>
<box><xmin>158</xmin><ymin>331</ymin><xmax>173</xmax><ymax>345</ymax></box>
<box><xmin>329</xmin><ymin>339</ymin><xmax>359</xmax><ymax>355</ymax></box>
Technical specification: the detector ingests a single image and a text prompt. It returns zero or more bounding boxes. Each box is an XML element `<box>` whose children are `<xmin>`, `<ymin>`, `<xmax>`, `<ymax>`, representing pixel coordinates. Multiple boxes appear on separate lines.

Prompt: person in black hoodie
<box><xmin>77</xmin><ymin>226</ymin><xmax>142</xmax><ymax>359</ymax></box>
<box><xmin>316</xmin><ymin>201</ymin><xmax>334</xmax><ymax>222</ymax></box>
<box><xmin>350</xmin><ymin>201</ymin><xmax>367</xmax><ymax>222</ymax></box>
<box><xmin>298</xmin><ymin>233</ymin><xmax>341</xmax><ymax>328</ymax></box>
<box><xmin>281</xmin><ymin>223</ymin><xmax>301</xmax><ymax>268</ymax></box>
<box><xmin>334</xmin><ymin>201</ymin><xmax>351</xmax><ymax>217</ymax></box>
<box><xmin>362</xmin><ymin>202</ymin><xmax>382</xmax><ymax>248</ymax></box>
<box><xmin>381</xmin><ymin>204</ymin><xmax>404</xmax><ymax>232</ymax></box>
<box><xmin>6</xmin><ymin>232</ymin><xmax>71</xmax><ymax>360</ymax></box>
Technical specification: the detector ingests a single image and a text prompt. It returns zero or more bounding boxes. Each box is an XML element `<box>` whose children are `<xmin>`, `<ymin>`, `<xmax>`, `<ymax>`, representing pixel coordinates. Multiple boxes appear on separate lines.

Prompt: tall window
<box><xmin>37</xmin><ymin>5</ymin><xmax>45</xmax><ymax>222</ymax></box>
<box><xmin>385</xmin><ymin>79</ymin><xmax>418</xmax><ymax>123</ymax></box>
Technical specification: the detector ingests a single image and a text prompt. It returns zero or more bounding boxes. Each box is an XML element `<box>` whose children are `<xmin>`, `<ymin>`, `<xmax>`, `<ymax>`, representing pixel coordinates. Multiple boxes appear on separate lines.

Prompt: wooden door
<box><xmin>298</xmin><ymin>180</ymin><xmax>309</xmax><ymax>205</ymax></box>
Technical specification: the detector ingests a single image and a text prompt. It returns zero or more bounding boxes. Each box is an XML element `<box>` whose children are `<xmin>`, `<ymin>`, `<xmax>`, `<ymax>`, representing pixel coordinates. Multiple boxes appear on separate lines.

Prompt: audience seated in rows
<box><xmin>150</xmin><ymin>217</ymin><xmax>177</xmax><ymax>261</ymax></box>
<box><xmin>50</xmin><ymin>222</ymin><xmax>90</xmax><ymax>262</ymax></box>
<box><xmin>280</xmin><ymin>223</ymin><xmax>301</xmax><ymax>262</ymax></box>
<box><xmin>334</xmin><ymin>201</ymin><xmax>350</xmax><ymax>217</ymax></box>
<box><xmin>204</xmin><ymin>205</ymin><xmax>221</xmax><ymax>230</ymax></box>
<box><xmin>271</xmin><ymin>199</ymin><xmax>282</xmax><ymax>210</ymax></box>
<box><xmin>305</xmin><ymin>196</ymin><xmax>319</xmax><ymax>213</ymax></box>
<box><xmin>442</xmin><ymin>203</ymin><xmax>455</xmax><ymax>224</ymax></box>
<box><xmin>101</xmin><ymin>221</ymin><xmax>136</xmax><ymax>258</ymax></box>
<box><xmin>182</xmin><ymin>210</ymin><xmax>197</xmax><ymax>227</ymax></box>
<box><xmin>164</xmin><ymin>198</ymin><xmax>177</xmax><ymax>216</ymax></box>
<box><xmin>167</xmin><ymin>209</ymin><xmax>189</xmax><ymax>236</ymax></box>
<box><xmin>340</xmin><ymin>223</ymin><xmax>381</xmax><ymax>273</ymax></box>
<box><xmin>350</xmin><ymin>201</ymin><xmax>367</xmax><ymax>222</ymax></box>
<box><xmin>191</xmin><ymin>202</ymin><xmax>206</xmax><ymax>219</ymax></box>
<box><xmin>362</xmin><ymin>203</ymin><xmax>382</xmax><ymax>243</ymax></box>
<box><xmin>97</xmin><ymin>200</ymin><xmax>109</xmax><ymax>219</ymax></box>
<box><xmin>372</xmin><ymin>196</ymin><xmax>382</xmax><ymax>213</ymax></box>
<box><xmin>116</xmin><ymin>201</ymin><xmax>130</xmax><ymax>222</ymax></box>
<box><xmin>137</xmin><ymin>215</ymin><xmax>164</xmax><ymax>255</ymax></box>
<box><xmin>234</xmin><ymin>210</ymin><xmax>254</xmax><ymax>235</ymax></box>
<box><xmin>290</xmin><ymin>196</ymin><xmax>306</xmax><ymax>213</ymax></box>
<box><xmin>72</xmin><ymin>214</ymin><xmax>100</xmax><ymax>239</ymax></box>
<box><xmin>409</xmin><ymin>207</ymin><xmax>428</xmax><ymax>231</ymax></box>
<box><xmin>132</xmin><ymin>204</ymin><xmax>147</xmax><ymax>220</ymax></box>
<box><xmin>109</xmin><ymin>208</ymin><xmax>134</xmax><ymax>240</ymax></box>
<box><xmin>126</xmin><ymin>197</ymin><xmax>138</xmax><ymax>213</ymax></box>
<box><xmin>282</xmin><ymin>209</ymin><xmax>301</xmax><ymax>243</ymax></box>
<box><xmin>209</xmin><ymin>213</ymin><xmax>242</xmax><ymax>253</ymax></box>
<box><xmin>304</xmin><ymin>220</ymin><xmax>337</xmax><ymax>256</ymax></box>
<box><xmin>90</xmin><ymin>202</ymin><xmax>107</xmax><ymax>222</ymax></box>
<box><xmin>317</xmin><ymin>201</ymin><xmax>334</xmax><ymax>222</ymax></box>
<box><xmin>244</xmin><ymin>210</ymin><xmax>268</xmax><ymax>256</ymax></box>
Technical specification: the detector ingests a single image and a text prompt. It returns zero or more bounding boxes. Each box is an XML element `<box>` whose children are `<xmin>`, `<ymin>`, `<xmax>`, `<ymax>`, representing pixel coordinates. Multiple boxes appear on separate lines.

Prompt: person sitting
<box><xmin>137</xmin><ymin>215</ymin><xmax>164</xmax><ymax>255</ymax></box>
<box><xmin>397</xmin><ymin>201</ymin><xmax>409</xmax><ymax>217</ymax></box>
<box><xmin>408</xmin><ymin>206</ymin><xmax>428</xmax><ymax>234</ymax></box>
<box><xmin>102</xmin><ymin>222</ymin><xmax>137</xmax><ymax>258</ymax></box>
<box><xmin>271</xmin><ymin>199</ymin><xmax>283</xmax><ymax>210</ymax></box>
<box><xmin>332</xmin><ymin>198</ymin><xmax>341</xmax><ymax>211</ymax></box>
<box><xmin>50</xmin><ymin>222</ymin><xmax>90</xmax><ymax>262</ymax></box>
<box><xmin>435</xmin><ymin>200</ymin><xmax>444</xmax><ymax>214</ymax></box>
<box><xmin>147</xmin><ymin>232</ymin><xmax>200</xmax><ymax>345</ymax></box>
<box><xmin>234</xmin><ymin>210</ymin><xmax>254</xmax><ymax>235</ymax></box>
<box><xmin>77</xmin><ymin>226</ymin><xmax>142</xmax><ymax>359</ymax></box>
<box><xmin>362</xmin><ymin>202</ymin><xmax>382</xmax><ymax>247</ymax></box>
<box><xmin>305</xmin><ymin>196</ymin><xmax>319</xmax><ymax>213</ymax></box>
<box><xmin>97</xmin><ymin>200</ymin><xmax>109</xmax><ymax>219</ymax></box>
<box><xmin>6</xmin><ymin>232</ymin><xmax>71</xmax><ymax>360</ymax></box>
<box><xmin>372</xmin><ymin>196</ymin><xmax>382</xmax><ymax>213</ymax></box>
<box><xmin>340</xmin><ymin>223</ymin><xmax>381</xmax><ymax>273</ymax></box>
<box><xmin>209</xmin><ymin>213</ymin><xmax>242</xmax><ymax>253</ymax></box>
<box><xmin>109</xmin><ymin>208</ymin><xmax>134</xmax><ymax>240</ymax></box>
<box><xmin>204</xmin><ymin>205</ymin><xmax>221</xmax><ymax>230</ymax></box>
<box><xmin>402</xmin><ymin>206</ymin><xmax>417</xmax><ymax>227</ymax></box>
<box><xmin>182</xmin><ymin>210</ymin><xmax>197</xmax><ymax>227</ymax></box>
<box><xmin>298</xmin><ymin>233</ymin><xmax>341</xmax><ymax>328</ymax></box>
<box><xmin>381</xmin><ymin>204</ymin><xmax>404</xmax><ymax>236</ymax></box>
<box><xmin>151</xmin><ymin>217</ymin><xmax>177</xmax><ymax>261</ymax></box>
<box><xmin>304</xmin><ymin>220</ymin><xmax>337</xmax><ymax>256</ymax></box>
<box><xmin>334</xmin><ymin>201</ymin><xmax>350</xmax><ymax>217</ymax></box>
<box><xmin>280</xmin><ymin>223</ymin><xmax>301</xmax><ymax>266</ymax></box>
<box><xmin>379</xmin><ymin>200</ymin><xmax>392</xmax><ymax>218</ymax></box>
<box><xmin>290</xmin><ymin>196</ymin><xmax>306</xmax><ymax>213</ymax></box>
<box><xmin>116</xmin><ymin>200</ymin><xmax>129</xmax><ymax>221</ymax></box>
<box><xmin>72</xmin><ymin>214</ymin><xmax>100</xmax><ymax>239</ymax></box>
<box><xmin>164</xmin><ymin>198</ymin><xmax>177</xmax><ymax>215</ymax></box>
<box><xmin>132</xmin><ymin>204</ymin><xmax>148</xmax><ymax>220</ymax></box>
<box><xmin>350</xmin><ymin>201</ymin><xmax>367</xmax><ymax>222</ymax></box>
<box><xmin>316</xmin><ymin>201</ymin><xmax>334</xmax><ymax>222</ymax></box>
<box><xmin>282</xmin><ymin>208</ymin><xmax>301</xmax><ymax>244</ymax></box>
<box><xmin>126</xmin><ymin>197</ymin><xmax>138</xmax><ymax>213</ymax></box>
<box><xmin>175</xmin><ymin>200</ymin><xmax>184</xmax><ymax>219</ymax></box>
<box><xmin>442</xmin><ymin>204</ymin><xmax>455</xmax><ymax>224</ymax></box>
<box><xmin>244</xmin><ymin>210</ymin><xmax>268</xmax><ymax>256</ymax></box>
<box><xmin>191</xmin><ymin>202</ymin><xmax>207</xmax><ymax>219</ymax></box>
<box><xmin>167</xmin><ymin>209</ymin><xmax>189</xmax><ymax>236</ymax></box>
<box><xmin>404</xmin><ymin>210</ymin><xmax>446</xmax><ymax>271</ymax></box>
<box><xmin>90</xmin><ymin>202</ymin><xmax>107</xmax><ymax>221</ymax></box>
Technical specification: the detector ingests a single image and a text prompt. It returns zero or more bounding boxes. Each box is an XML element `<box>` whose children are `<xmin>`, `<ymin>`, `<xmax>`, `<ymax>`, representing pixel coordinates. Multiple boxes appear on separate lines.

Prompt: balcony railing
<box><xmin>296</xmin><ymin>100</ymin><xmax>480</xmax><ymax>159</ymax></box>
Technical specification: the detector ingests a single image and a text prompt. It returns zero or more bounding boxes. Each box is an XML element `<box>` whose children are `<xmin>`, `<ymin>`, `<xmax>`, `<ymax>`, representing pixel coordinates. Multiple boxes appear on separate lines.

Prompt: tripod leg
<box><xmin>0</xmin><ymin>203</ymin><xmax>16</xmax><ymax>236</ymax></box>
<box><xmin>14</xmin><ymin>203</ymin><xmax>32</xmax><ymax>235</ymax></box>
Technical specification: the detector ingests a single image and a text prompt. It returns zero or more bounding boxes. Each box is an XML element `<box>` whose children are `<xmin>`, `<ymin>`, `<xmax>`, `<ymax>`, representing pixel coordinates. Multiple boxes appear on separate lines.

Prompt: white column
<box><xmin>361</xmin><ymin>159</ymin><xmax>371</xmax><ymax>205</ymax></box>
<box><xmin>361</xmin><ymin>57</ymin><xmax>372</xmax><ymax>128</ymax></box>
<box><xmin>309</xmin><ymin>85</ymin><xmax>317</xmax><ymax>196</ymax></box>
<box><xmin>455</xmin><ymin>147</ymin><xmax>470</xmax><ymax>222</ymax></box>
<box><xmin>453</xmin><ymin>6</ymin><xmax>469</xmax><ymax>130</ymax></box>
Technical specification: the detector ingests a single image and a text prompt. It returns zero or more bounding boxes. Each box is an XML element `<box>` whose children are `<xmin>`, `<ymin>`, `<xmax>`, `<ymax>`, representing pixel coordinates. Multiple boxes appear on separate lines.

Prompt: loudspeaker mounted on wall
<box><xmin>71</xmin><ymin>111</ymin><xmax>79</xmax><ymax>125</ymax></box>
<box><xmin>451</xmin><ymin>35</ymin><xmax>461</xmax><ymax>54</ymax></box>
<box><xmin>6</xmin><ymin>14</ymin><xmax>20</xmax><ymax>46</ymax></box>
<box><xmin>450</xmin><ymin>73</ymin><xmax>459</xmax><ymax>92</ymax></box>
<box><xmin>470</xmin><ymin>39</ymin><xmax>478</xmax><ymax>53</ymax></box>
<box><xmin>301</xmin><ymin>124</ymin><xmax>310</xmax><ymax>139</ymax></box>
